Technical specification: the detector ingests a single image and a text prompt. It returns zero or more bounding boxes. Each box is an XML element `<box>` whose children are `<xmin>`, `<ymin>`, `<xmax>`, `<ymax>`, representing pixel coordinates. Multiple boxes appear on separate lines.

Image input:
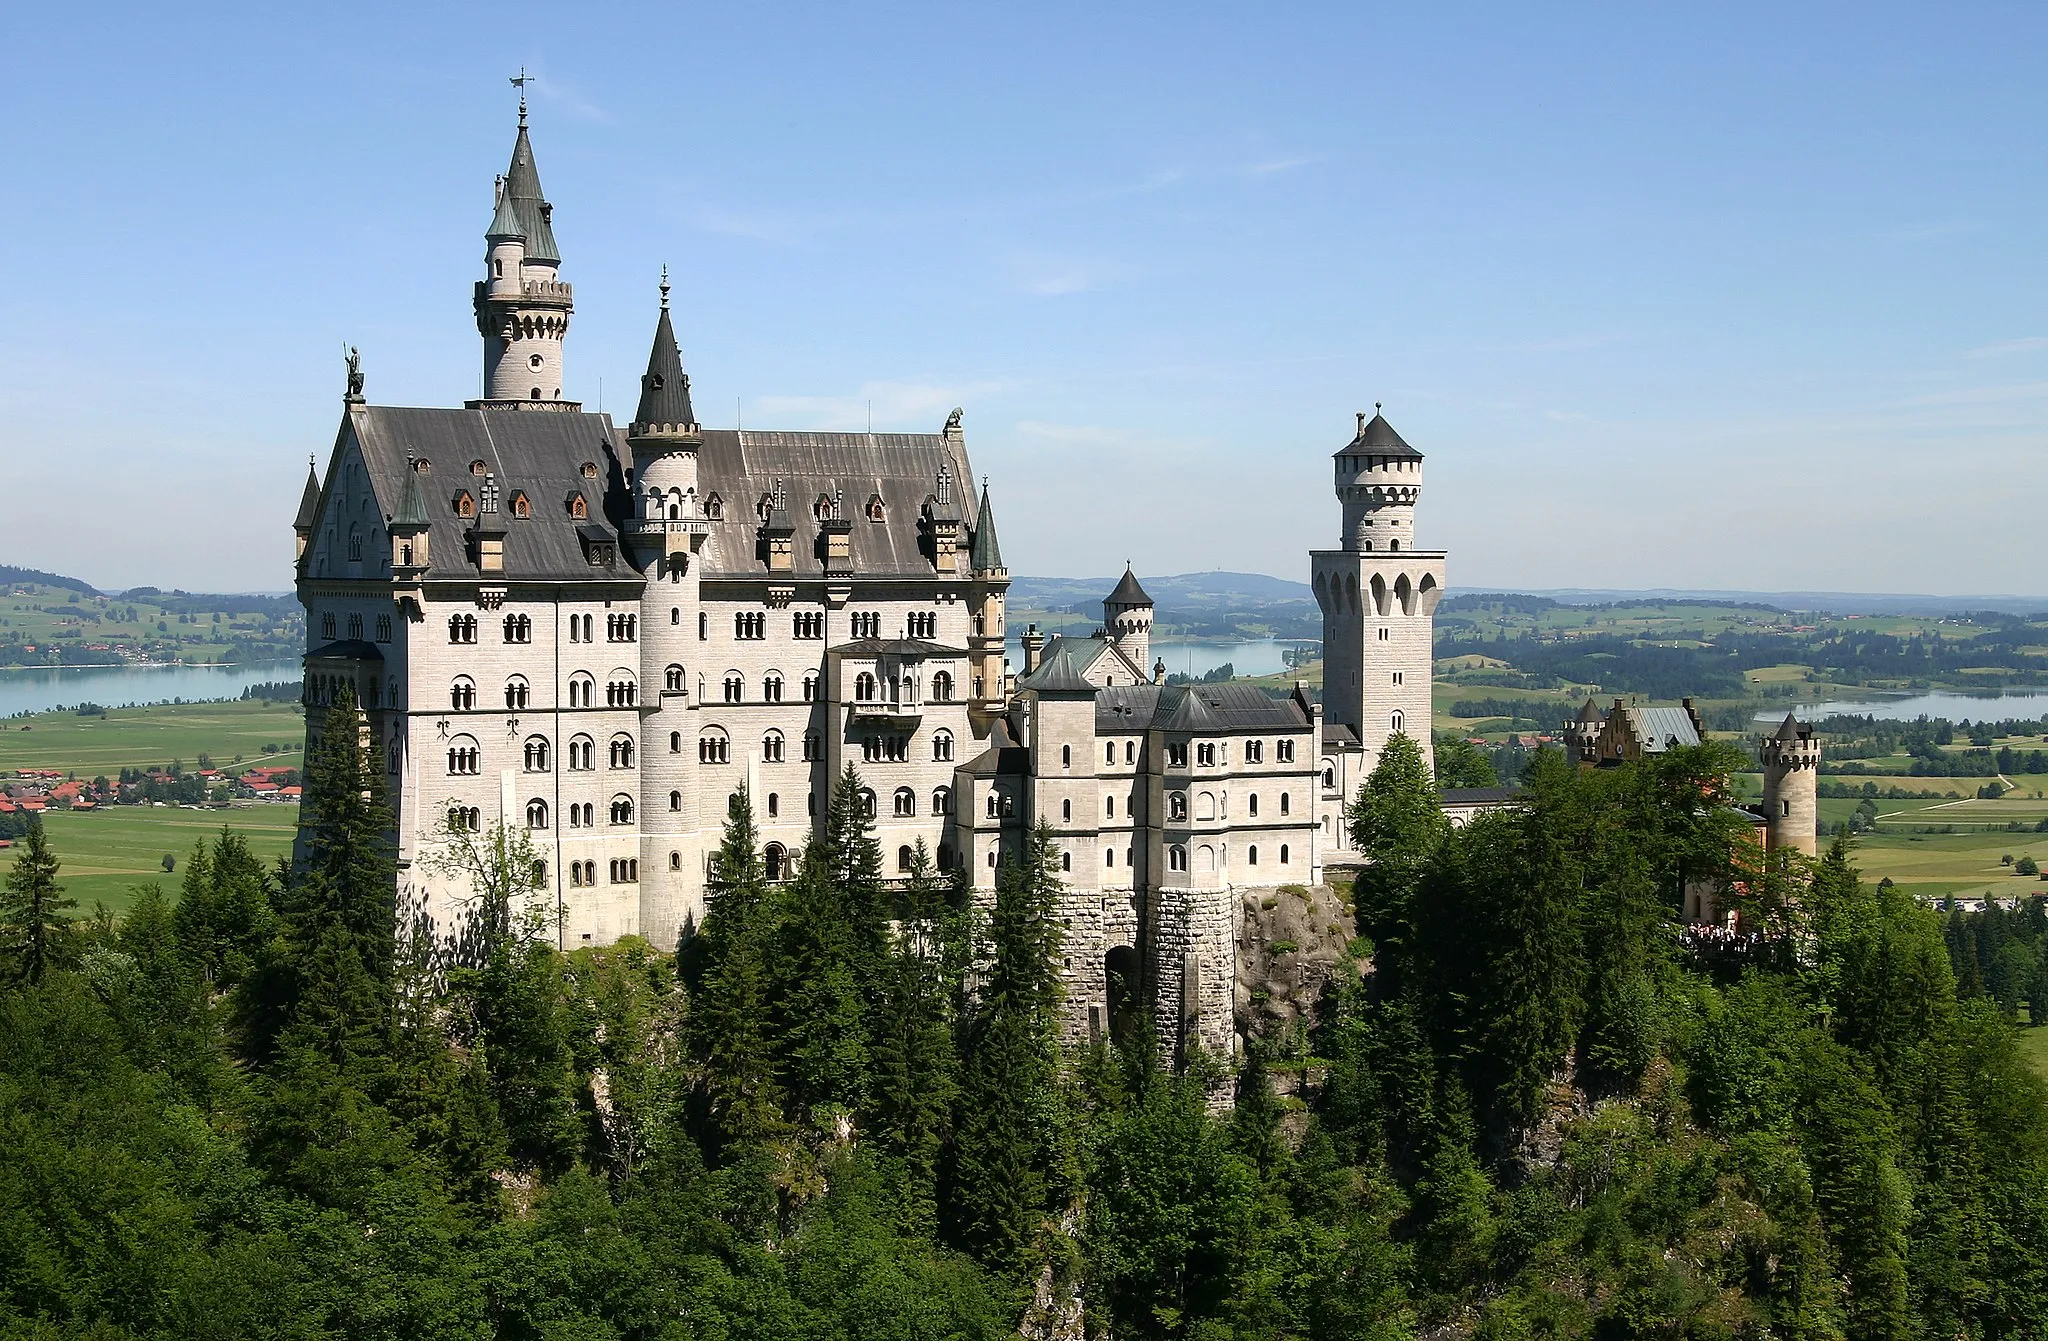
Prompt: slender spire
<box><xmin>496</xmin><ymin>108</ymin><xmax>558</xmax><ymax>262</ymax></box>
<box><xmin>631</xmin><ymin>279</ymin><xmax>699</xmax><ymax>435</ymax></box>
<box><xmin>970</xmin><ymin>480</ymin><xmax>1005</xmax><ymax>572</ymax></box>
<box><xmin>293</xmin><ymin>459</ymin><xmax>322</xmax><ymax>530</ymax></box>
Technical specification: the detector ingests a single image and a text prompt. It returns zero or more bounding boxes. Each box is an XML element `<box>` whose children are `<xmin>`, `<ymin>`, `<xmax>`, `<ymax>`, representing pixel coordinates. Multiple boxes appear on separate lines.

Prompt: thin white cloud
<box><xmin>1963</xmin><ymin>336</ymin><xmax>2048</xmax><ymax>359</ymax></box>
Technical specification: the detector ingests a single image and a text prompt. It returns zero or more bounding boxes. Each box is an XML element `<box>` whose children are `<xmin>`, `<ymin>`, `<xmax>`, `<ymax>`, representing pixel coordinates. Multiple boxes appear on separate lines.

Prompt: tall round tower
<box><xmin>624</xmin><ymin>274</ymin><xmax>708</xmax><ymax>943</ymax></box>
<box><xmin>471</xmin><ymin>97</ymin><xmax>576</xmax><ymax>409</ymax></box>
<box><xmin>1102</xmin><ymin>565</ymin><xmax>1154</xmax><ymax>677</ymax></box>
<box><xmin>1759</xmin><ymin>712</ymin><xmax>1820</xmax><ymax>858</ymax></box>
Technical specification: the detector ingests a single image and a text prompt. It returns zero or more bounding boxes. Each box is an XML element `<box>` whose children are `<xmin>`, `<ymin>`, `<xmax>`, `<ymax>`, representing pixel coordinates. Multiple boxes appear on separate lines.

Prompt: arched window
<box><xmin>522</xmin><ymin>736</ymin><xmax>550</xmax><ymax>771</ymax></box>
<box><xmin>567</xmin><ymin>735</ymin><xmax>595</xmax><ymax>771</ymax></box>
<box><xmin>669</xmin><ymin>790</ymin><xmax>681</xmax><ymax>811</ymax></box>
<box><xmin>763</xmin><ymin>730</ymin><xmax>785</xmax><ymax>763</ymax></box>
<box><xmin>894</xmin><ymin>787</ymin><xmax>916</xmax><ymax>817</ymax></box>
<box><xmin>931</xmin><ymin>670</ymin><xmax>954</xmax><ymax>702</ymax></box>
<box><xmin>1169</xmin><ymin>792</ymin><xmax>1188</xmax><ymax>822</ymax></box>
<box><xmin>932</xmin><ymin>730</ymin><xmax>954</xmax><ymax>762</ymax></box>
<box><xmin>932</xmin><ymin>786</ymin><xmax>952</xmax><ymax>816</ymax></box>
<box><xmin>854</xmin><ymin>672</ymin><xmax>877</xmax><ymax>702</ymax></box>
<box><xmin>526</xmin><ymin>799</ymin><xmax>549</xmax><ymax>830</ymax></box>
<box><xmin>722</xmin><ymin>673</ymin><xmax>744</xmax><ymax>703</ymax></box>
<box><xmin>763</xmin><ymin>673</ymin><xmax>783</xmax><ymax>702</ymax></box>
<box><xmin>504</xmin><ymin>675</ymin><xmax>530</xmax><ymax>710</ymax></box>
<box><xmin>665</xmin><ymin>664</ymin><xmax>684</xmax><ymax>692</ymax></box>
<box><xmin>609</xmin><ymin>734</ymin><xmax>635</xmax><ymax>768</ymax></box>
<box><xmin>446</xmin><ymin>735</ymin><xmax>480</xmax><ymax>776</ymax></box>
<box><xmin>610</xmin><ymin>795</ymin><xmax>635</xmax><ymax>825</ymax></box>
<box><xmin>1169</xmin><ymin>845</ymin><xmax>1187</xmax><ymax>872</ymax></box>
<box><xmin>450</xmin><ymin>676</ymin><xmax>476</xmax><ymax>711</ymax></box>
<box><xmin>898</xmin><ymin>844</ymin><xmax>915</xmax><ymax>872</ymax></box>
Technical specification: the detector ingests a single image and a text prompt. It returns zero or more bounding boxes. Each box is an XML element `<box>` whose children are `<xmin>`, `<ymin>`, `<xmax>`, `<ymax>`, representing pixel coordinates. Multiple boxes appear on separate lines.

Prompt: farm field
<box><xmin>26</xmin><ymin>804</ymin><xmax>299</xmax><ymax>916</ymax></box>
<box><xmin>0</xmin><ymin>699</ymin><xmax>304</xmax><ymax>777</ymax></box>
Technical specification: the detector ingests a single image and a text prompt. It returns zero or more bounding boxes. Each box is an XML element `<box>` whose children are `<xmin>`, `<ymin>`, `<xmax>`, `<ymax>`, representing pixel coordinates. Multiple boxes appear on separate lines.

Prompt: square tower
<box><xmin>1311</xmin><ymin>408</ymin><xmax>1444</xmax><ymax>777</ymax></box>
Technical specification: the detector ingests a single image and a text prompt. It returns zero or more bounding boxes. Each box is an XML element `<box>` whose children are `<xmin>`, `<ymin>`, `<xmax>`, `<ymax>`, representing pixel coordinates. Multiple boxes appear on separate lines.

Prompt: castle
<box><xmin>293</xmin><ymin>105</ymin><xmax>1441</xmax><ymax>1056</ymax></box>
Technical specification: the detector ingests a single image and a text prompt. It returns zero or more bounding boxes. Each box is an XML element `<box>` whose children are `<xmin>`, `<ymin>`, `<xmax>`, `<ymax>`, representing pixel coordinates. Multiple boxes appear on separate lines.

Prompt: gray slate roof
<box><xmin>496</xmin><ymin>121</ymin><xmax>559</xmax><ymax>263</ymax></box>
<box><xmin>1337</xmin><ymin>409</ymin><xmax>1422</xmax><ymax>460</ymax></box>
<box><xmin>632</xmin><ymin>301</ymin><xmax>697</xmax><ymax>430</ymax></box>
<box><xmin>294</xmin><ymin>464</ymin><xmax>322</xmax><ymax>530</ymax></box>
<box><xmin>1105</xmin><ymin>565</ymin><xmax>1152</xmax><ymax>608</ymax></box>
<box><xmin>345</xmin><ymin>406</ymin><xmax>627</xmax><ymax>583</ymax></box>
<box><xmin>1628</xmin><ymin>704</ymin><xmax>1702</xmax><ymax>752</ymax></box>
<box><xmin>1093</xmin><ymin>682</ymin><xmax>1310</xmax><ymax>733</ymax></box>
<box><xmin>1018</xmin><ymin>637</ymin><xmax>1098</xmax><ymax>694</ymax></box>
<box><xmin>694</xmin><ymin>430</ymin><xmax>981</xmax><ymax>580</ymax></box>
<box><xmin>969</xmin><ymin>482</ymin><xmax>1003</xmax><ymax>572</ymax></box>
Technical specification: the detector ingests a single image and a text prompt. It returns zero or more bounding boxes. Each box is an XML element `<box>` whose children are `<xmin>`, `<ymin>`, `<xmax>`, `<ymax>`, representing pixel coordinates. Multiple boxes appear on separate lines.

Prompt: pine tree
<box><xmin>692</xmin><ymin>787</ymin><xmax>783</xmax><ymax>1153</ymax></box>
<box><xmin>1347</xmin><ymin>733</ymin><xmax>1447</xmax><ymax>994</ymax></box>
<box><xmin>1</xmin><ymin>820</ymin><xmax>75</xmax><ymax>984</ymax></box>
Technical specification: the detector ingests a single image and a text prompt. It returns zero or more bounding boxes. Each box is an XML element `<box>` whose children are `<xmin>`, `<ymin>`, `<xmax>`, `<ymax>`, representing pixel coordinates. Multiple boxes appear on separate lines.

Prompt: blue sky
<box><xmin>3</xmin><ymin>2</ymin><xmax>2044</xmax><ymax>595</ymax></box>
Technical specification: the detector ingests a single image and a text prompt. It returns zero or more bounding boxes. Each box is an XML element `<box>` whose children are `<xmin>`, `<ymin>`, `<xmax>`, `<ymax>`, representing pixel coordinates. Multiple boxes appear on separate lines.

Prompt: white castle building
<box><xmin>293</xmin><ymin>106</ymin><xmax>1444</xmax><ymax>1054</ymax></box>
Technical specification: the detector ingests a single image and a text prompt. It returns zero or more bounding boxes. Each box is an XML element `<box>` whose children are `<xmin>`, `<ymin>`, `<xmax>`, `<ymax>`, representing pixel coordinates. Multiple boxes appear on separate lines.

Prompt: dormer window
<box><xmin>453</xmin><ymin>491</ymin><xmax>476</xmax><ymax>518</ymax></box>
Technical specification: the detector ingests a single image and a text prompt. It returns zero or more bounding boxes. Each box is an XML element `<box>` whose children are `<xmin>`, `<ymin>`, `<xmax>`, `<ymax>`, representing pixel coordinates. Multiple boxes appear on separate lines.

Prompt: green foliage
<box><xmin>2</xmin><ymin>731</ymin><xmax>2046</xmax><ymax>1340</ymax></box>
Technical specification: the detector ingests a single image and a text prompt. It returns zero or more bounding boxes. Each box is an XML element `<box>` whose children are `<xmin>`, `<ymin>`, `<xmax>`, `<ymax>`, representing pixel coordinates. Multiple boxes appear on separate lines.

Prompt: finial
<box><xmin>659</xmin><ymin>265</ymin><xmax>670</xmax><ymax>310</ymax></box>
<box><xmin>510</xmin><ymin>68</ymin><xmax>531</xmax><ymax>126</ymax></box>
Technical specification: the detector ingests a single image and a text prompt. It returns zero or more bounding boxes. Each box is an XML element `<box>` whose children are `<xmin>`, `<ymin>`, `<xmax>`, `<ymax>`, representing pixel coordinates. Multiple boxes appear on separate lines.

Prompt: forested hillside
<box><xmin>0</xmin><ymin>688</ymin><xmax>2044</xmax><ymax>1338</ymax></box>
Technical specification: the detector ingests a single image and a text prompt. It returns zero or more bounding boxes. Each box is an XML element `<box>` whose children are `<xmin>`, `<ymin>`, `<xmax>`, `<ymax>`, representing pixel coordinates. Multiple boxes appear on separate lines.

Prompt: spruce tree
<box><xmin>1</xmin><ymin>820</ymin><xmax>75</xmax><ymax>984</ymax></box>
<box><xmin>692</xmin><ymin>787</ymin><xmax>783</xmax><ymax>1153</ymax></box>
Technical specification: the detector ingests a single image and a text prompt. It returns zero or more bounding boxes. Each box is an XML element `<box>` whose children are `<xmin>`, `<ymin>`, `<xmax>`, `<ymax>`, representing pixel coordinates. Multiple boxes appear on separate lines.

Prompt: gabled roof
<box><xmin>632</xmin><ymin>296</ymin><xmax>697</xmax><ymax>431</ymax></box>
<box><xmin>1336</xmin><ymin>408</ymin><xmax>1422</xmax><ymax>460</ymax></box>
<box><xmin>1105</xmin><ymin>565</ymin><xmax>1152</xmax><ymax>608</ymax></box>
<box><xmin>497</xmin><ymin>119</ymin><xmax>559</xmax><ymax>263</ymax></box>
<box><xmin>970</xmin><ymin>482</ymin><xmax>1004</xmax><ymax>572</ymax></box>
<box><xmin>293</xmin><ymin>462</ymin><xmax>322</xmax><ymax>530</ymax></box>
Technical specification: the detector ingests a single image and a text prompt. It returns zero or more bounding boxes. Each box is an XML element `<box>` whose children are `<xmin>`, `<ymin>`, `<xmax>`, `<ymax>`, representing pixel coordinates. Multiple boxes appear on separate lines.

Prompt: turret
<box><xmin>1102</xmin><ymin>564</ymin><xmax>1154</xmax><ymax>674</ymax></box>
<box><xmin>1334</xmin><ymin>404</ymin><xmax>1423</xmax><ymax>553</ymax></box>
<box><xmin>1759</xmin><ymin>712</ymin><xmax>1821</xmax><ymax>858</ymax></box>
<box><xmin>471</xmin><ymin>97</ymin><xmax>577</xmax><ymax>409</ymax></box>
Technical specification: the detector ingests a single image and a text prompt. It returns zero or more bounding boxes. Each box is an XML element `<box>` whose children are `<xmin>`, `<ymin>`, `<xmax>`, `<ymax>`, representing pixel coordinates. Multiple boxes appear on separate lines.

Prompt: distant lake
<box><xmin>1756</xmin><ymin>690</ymin><xmax>2048</xmax><ymax>724</ymax></box>
<box><xmin>1005</xmin><ymin>635</ymin><xmax>1314</xmax><ymax>681</ymax></box>
<box><xmin>0</xmin><ymin>660</ymin><xmax>301</xmax><ymax>718</ymax></box>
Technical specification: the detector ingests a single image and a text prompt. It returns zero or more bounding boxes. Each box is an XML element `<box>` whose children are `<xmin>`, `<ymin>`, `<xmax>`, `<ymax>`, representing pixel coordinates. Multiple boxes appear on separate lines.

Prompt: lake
<box><xmin>1005</xmin><ymin>635</ymin><xmax>1315</xmax><ymax>681</ymax></box>
<box><xmin>0</xmin><ymin>659</ymin><xmax>301</xmax><ymax>718</ymax></box>
<box><xmin>1755</xmin><ymin>690</ymin><xmax>2048</xmax><ymax>725</ymax></box>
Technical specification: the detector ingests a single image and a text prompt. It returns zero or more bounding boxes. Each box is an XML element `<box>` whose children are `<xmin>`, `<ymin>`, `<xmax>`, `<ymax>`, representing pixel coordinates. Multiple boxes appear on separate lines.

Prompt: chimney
<box><xmin>1022</xmin><ymin>623</ymin><xmax>1045</xmax><ymax>675</ymax></box>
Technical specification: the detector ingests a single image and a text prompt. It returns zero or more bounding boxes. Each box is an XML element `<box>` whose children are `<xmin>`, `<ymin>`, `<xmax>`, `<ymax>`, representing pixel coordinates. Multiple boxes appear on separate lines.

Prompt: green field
<box><xmin>0</xmin><ymin>699</ymin><xmax>305</xmax><ymax>777</ymax></box>
<box><xmin>25</xmin><ymin>804</ymin><xmax>300</xmax><ymax>916</ymax></box>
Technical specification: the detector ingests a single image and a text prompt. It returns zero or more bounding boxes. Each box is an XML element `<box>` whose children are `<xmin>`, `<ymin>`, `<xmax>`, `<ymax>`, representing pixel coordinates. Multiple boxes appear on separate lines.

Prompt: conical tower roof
<box><xmin>391</xmin><ymin>462</ymin><xmax>430</xmax><ymax>529</ymax></box>
<box><xmin>1106</xmin><ymin>564</ymin><xmax>1153</xmax><ymax>608</ymax></box>
<box><xmin>498</xmin><ymin>114</ymin><xmax>559</xmax><ymax>262</ymax></box>
<box><xmin>970</xmin><ymin>481</ymin><xmax>1004</xmax><ymax>572</ymax></box>
<box><xmin>293</xmin><ymin>461</ymin><xmax>321</xmax><ymax>530</ymax></box>
<box><xmin>632</xmin><ymin>280</ymin><xmax>698</xmax><ymax>433</ymax></box>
